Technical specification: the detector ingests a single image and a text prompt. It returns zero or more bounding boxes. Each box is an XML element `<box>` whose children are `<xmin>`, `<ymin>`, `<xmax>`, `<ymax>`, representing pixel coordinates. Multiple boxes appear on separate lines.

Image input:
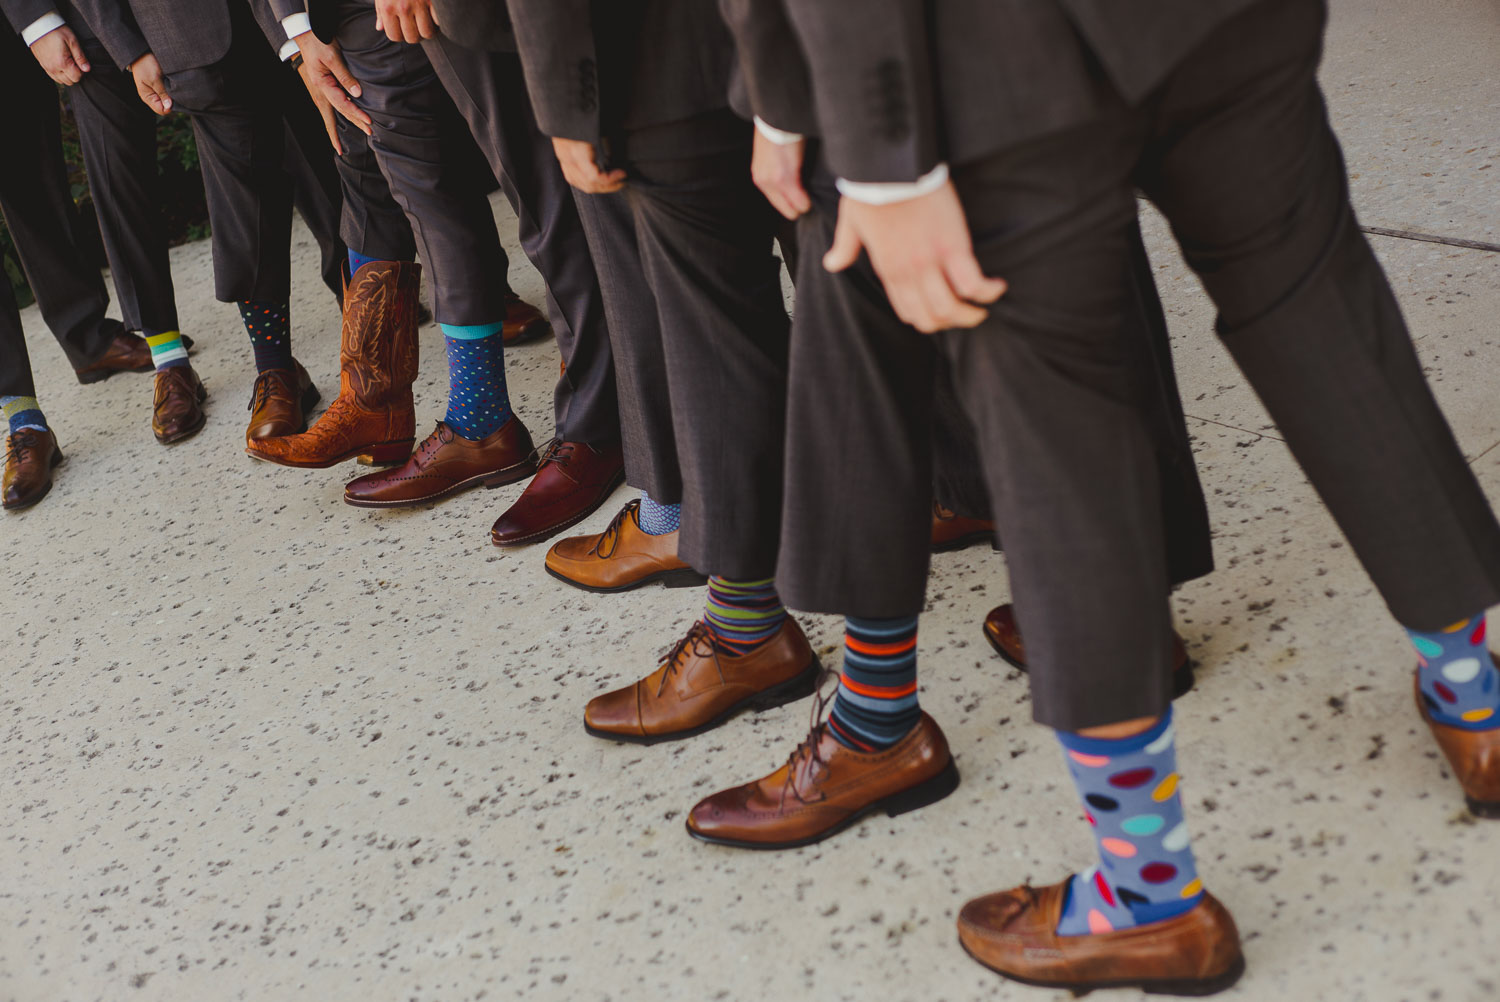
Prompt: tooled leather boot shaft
<box><xmin>341</xmin><ymin>261</ymin><xmax>421</xmax><ymax>409</ymax></box>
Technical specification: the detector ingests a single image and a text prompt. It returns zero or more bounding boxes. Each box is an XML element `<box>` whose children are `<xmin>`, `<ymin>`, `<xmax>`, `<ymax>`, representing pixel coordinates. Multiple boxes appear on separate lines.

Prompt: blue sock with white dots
<box><xmin>440</xmin><ymin>321</ymin><xmax>512</xmax><ymax>440</ymax></box>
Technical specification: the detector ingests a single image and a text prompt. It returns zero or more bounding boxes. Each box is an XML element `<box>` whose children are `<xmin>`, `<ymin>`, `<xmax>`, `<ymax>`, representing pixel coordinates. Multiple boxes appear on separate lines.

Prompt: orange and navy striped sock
<box><xmin>828</xmin><ymin>615</ymin><xmax>920</xmax><ymax>751</ymax></box>
<box><xmin>237</xmin><ymin>300</ymin><xmax>292</xmax><ymax>373</ymax></box>
<box><xmin>703</xmin><ymin>577</ymin><xmax>787</xmax><ymax>655</ymax></box>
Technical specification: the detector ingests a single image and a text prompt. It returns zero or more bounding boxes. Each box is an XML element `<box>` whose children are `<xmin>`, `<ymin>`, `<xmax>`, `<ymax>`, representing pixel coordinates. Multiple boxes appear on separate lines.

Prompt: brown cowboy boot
<box><xmin>245</xmin><ymin>261</ymin><xmax>420</xmax><ymax>468</ymax></box>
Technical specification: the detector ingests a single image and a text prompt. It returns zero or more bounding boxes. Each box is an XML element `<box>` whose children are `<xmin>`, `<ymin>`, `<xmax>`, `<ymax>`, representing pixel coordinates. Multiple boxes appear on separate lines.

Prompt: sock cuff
<box><xmin>1056</xmin><ymin>709</ymin><xmax>1173</xmax><ymax>756</ymax></box>
<box><xmin>2</xmin><ymin>396</ymin><xmax>41</xmax><ymax>419</ymax></box>
<box><xmin>441</xmin><ymin>321</ymin><xmax>506</xmax><ymax>341</ymax></box>
<box><xmin>145</xmin><ymin>330</ymin><xmax>183</xmax><ymax>347</ymax></box>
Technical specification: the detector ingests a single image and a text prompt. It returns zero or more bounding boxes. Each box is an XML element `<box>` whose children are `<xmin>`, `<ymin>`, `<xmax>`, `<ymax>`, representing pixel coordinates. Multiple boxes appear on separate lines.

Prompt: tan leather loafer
<box><xmin>1416</xmin><ymin>672</ymin><xmax>1500</xmax><ymax>818</ymax></box>
<box><xmin>545</xmin><ymin>499</ymin><xmax>706</xmax><ymax>593</ymax></box>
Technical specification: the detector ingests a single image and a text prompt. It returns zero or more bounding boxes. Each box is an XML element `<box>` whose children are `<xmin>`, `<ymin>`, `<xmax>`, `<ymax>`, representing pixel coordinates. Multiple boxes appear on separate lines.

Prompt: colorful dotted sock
<box><xmin>828</xmin><ymin>615</ymin><xmax>921</xmax><ymax>751</ymax></box>
<box><xmin>144</xmin><ymin>329</ymin><xmax>190</xmax><ymax>372</ymax></box>
<box><xmin>440</xmin><ymin>322</ymin><xmax>512</xmax><ymax>440</ymax></box>
<box><xmin>348</xmin><ymin>249</ymin><xmax>380</xmax><ymax>275</ymax></box>
<box><xmin>1410</xmin><ymin>614</ymin><xmax>1500</xmax><ymax>730</ymax></box>
<box><xmin>238</xmin><ymin>300</ymin><xmax>293</xmax><ymax>374</ymax></box>
<box><xmin>703</xmin><ymin>577</ymin><xmax>787</xmax><ymax>656</ymax></box>
<box><xmin>1</xmin><ymin>396</ymin><xmax>47</xmax><ymax>434</ymax></box>
<box><xmin>1054</xmin><ymin>710</ymin><xmax>1203</xmax><ymax>937</ymax></box>
<box><xmin>637</xmin><ymin>493</ymin><xmax>681</xmax><ymax>535</ymax></box>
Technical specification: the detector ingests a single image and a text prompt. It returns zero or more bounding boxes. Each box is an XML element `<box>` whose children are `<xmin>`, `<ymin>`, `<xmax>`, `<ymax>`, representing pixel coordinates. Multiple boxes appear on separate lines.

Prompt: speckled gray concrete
<box><xmin>4</xmin><ymin>4</ymin><xmax>1500</xmax><ymax>999</ymax></box>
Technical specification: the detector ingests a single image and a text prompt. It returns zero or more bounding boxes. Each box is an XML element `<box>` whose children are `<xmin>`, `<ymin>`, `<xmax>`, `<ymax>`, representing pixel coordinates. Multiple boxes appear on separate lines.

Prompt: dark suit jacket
<box><xmin>77</xmin><ymin>0</ymin><xmax>286</xmax><ymax>75</ymax></box>
<box><xmin>717</xmin><ymin>0</ymin><xmax>814</xmax><ymax>136</ymax></box>
<box><xmin>2</xmin><ymin>0</ymin><xmax>148</xmax><ymax>68</ymax></box>
<box><xmin>783</xmin><ymin>0</ymin><xmax>1263</xmax><ymax>183</ymax></box>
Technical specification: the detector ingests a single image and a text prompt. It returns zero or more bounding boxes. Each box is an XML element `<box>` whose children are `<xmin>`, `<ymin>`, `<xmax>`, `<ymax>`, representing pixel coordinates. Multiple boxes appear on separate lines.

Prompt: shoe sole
<box><xmin>686</xmin><ymin>755</ymin><xmax>961</xmax><ymax>851</ymax></box>
<box><xmin>545</xmin><ymin>562</ymin><xmax>708</xmax><ymax>594</ymax></box>
<box><xmin>585</xmin><ymin>654</ymin><xmax>824</xmax><ymax>746</ymax></box>
<box><xmin>342</xmin><ymin>458</ymin><xmax>537</xmax><ymax>508</ymax></box>
<box><xmin>1467</xmin><ymin>797</ymin><xmax>1500</xmax><ymax>819</ymax></box>
<box><xmin>984</xmin><ymin>623</ymin><xmax>1196</xmax><ymax>699</ymax></box>
<box><xmin>245</xmin><ymin>438</ymin><xmax>416</xmax><ymax>469</ymax></box>
<box><xmin>3</xmin><ymin>451</ymin><xmax>66</xmax><ymax>511</ymax></box>
<box><xmin>155</xmin><ymin>386</ymin><xmax>209</xmax><ymax>445</ymax></box>
<box><xmin>959</xmin><ymin>938</ymin><xmax>1246</xmax><ymax>997</ymax></box>
<box><xmin>490</xmin><ymin>467</ymin><xmax>628</xmax><ymax>548</ymax></box>
<box><xmin>931</xmin><ymin>530</ymin><xmax>997</xmax><ymax>554</ymax></box>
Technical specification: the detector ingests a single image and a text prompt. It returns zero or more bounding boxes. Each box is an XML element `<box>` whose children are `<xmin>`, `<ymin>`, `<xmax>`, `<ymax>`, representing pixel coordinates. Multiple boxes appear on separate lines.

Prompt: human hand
<box><xmin>293</xmin><ymin>32</ymin><xmax>372</xmax><ymax>145</ymax></box>
<box><xmin>29</xmin><ymin>25</ymin><xmax>90</xmax><ymax>85</ymax></box>
<box><xmin>129</xmin><ymin>53</ymin><xmax>172</xmax><ymax>115</ymax></box>
<box><xmin>374</xmin><ymin>0</ymin><xmax>438</xmax><ymax>43</ymax></box>
<box><xmin>551</xmin><ymin>137</ymin><xmax>626</xmax><ymax>194</ymax></box>
<box><xmin>751</xmin><ymin>129</ymin><xmax>810</xmax><ymax>220</ymax></box>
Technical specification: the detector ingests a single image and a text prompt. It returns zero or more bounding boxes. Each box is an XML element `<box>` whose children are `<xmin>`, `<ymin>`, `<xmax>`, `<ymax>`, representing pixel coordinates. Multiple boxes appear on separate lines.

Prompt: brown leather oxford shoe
<box><xmin>544</xmin><ymin>499</ymin><xmax>706</xmax><ymax>592</ymax></box>
<box><xmin>931</xmin><ymin>501</ymin><xmax>997</xmax><ymax>553</ymax></box>
<box><xmin>343</xmin><ymin>418</ymin><xmax>536</xmax><ymax>508</ymax></box>
<box><xmin>686</xmin><ymin>711</ymin><xmax>958</xmax><ymax>849</ymax></box>
<box><xmin>503</xmin><ymin>292</ymin><xmax>552</xmax><ymax>346</ymax></box>
<box><xmin>1416</xmin><ymin>673</ymin><xmax>1500</xmax><ymax>818</ymax></box>
<box><xmin>246</xmin><ymin>362</ymin><xmax>321</xmax><ymax>442</ymax></box>
<box><xmin>74</xmin><ymin>331</ymin><xmax>153</xmax><ymax>384</ymax></box>
<box><xmin>984</xmin><ymin>603</ymin><xmax>1195</xmax><ymax>697</ymax></box>
<box><xmin>584</xmin><ymin>619</ymin><xmax>820</xmax><ymax>744</ymax></box>
<box><xmin>3</xmin><ymin>427</ymin><xmax>64</xmax><ymax>510</ymax></box>
<box><xmin>490</xmin><ymin>439</ymin><xmax>626</xmax><ymax>547</ymax></box>
<box><xmin>152</xmin><ymin>366</ymin><xmax>207</xmax><ymax>444</ymax></box>
<box><xmin>957</xmin><ymin>881</ymin><xmax>1244</xmax><ymax>995</ymax></box>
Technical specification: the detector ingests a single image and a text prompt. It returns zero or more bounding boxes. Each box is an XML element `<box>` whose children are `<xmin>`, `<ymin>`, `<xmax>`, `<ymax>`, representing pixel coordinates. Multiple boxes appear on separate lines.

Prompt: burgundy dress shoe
<box><xmin>343</xmin><ymin>418</ymin><xmax>536</xmax><ymax>508</ymax></box>
<box><xmin>931</xmin><ymin>501</ymin><xmax>997</xmax><ymax>552</ymax></box>
<box><xmin>984</xmin><ymin>603</ymin><xmax>1195</xmax><ymax>697</ymax></box>
<box><xmin>1416</xmin><ymin>673</ymin><xmax>1500</xmax><ymax>818</ymax></box>
<box><xmin>490</xmin><ymin>439</ymin><xmax>626</xmax><ymax>546</ymax></box>
<box><xmin>3</xmin><ymin>427</ymin><xmax>65</xmax><ymax>510</ymax></box>
<box><xmin>152</xmin><ymin>366</ymin><xmax>208</xmax><ymax>444</ymax></box>
<box><xmin>74</xmin><ymin>331</ymin><xmax>153</xmax><ymax>383</ymax></box>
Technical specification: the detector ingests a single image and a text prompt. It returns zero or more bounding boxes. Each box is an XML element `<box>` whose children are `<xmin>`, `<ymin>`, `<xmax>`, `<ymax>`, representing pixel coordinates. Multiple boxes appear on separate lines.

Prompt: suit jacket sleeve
<box><xmin>718</xmin><ymin>0</ymin><xmax>815</xmax><ymax>135</ymax></box>
<box><xmin>1</xmin><ymin>0</ymin><xmax>57</xmax><ymax>35</ymax></box>
<box><xmin>505</xmin><ymin>0</ymin><xmax>602</xmax><ymax>144</ymax></box>
<box><xmin>270</xmin><ymin>0</ymin><xmax>306</xmax><ymax>23</ymax></box>
<box><xmin>69</xmin><ymin>0</ymin><xmax>147</xmax><ymax>69</ymax></box>
<box><xmin>782</xmin><ymin>0</ymin><xmax>940</xmax><ymax>183</ymax></box>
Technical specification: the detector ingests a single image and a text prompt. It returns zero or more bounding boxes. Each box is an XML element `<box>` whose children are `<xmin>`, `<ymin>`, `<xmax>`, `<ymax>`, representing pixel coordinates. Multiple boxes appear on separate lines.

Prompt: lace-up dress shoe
<box><xmin>984</xmin><ymin>604</ymin><xmax>1195</xmax><ymax>697</ymax></box>
<box><xmin>490</xmin><ymin>439</ymin><xmax>625</xmax><ymax>546</ymax></box>
<box><xmin>931</xmin><ymin>501</ymin><xmax>997</xmax><ymax>552</ymax></box>
<box><xmin>544</xmin><ymin>499</ymin><xmax>706</xmax><ymax>592</ymax></box>
<box><xmin>246</xmin><ymin>362</ymin><xmax>321</xmax><ymax>441</ymax></box>
<box><xmin>152</xmin><ymin>367</ymin><xmax>207</xmax><ymax>444</ymax></box>
<box><xmin>584</xmin><ymin>620</ymin><xmax>820</xmax><ymax>744</ymax></box>
<box><xmin>957</xmin><ymin>881</ymin><xmax>1245</xmax><ymax>996</ymax></box>
<box><xmin>503</xmin><ymin>292</ymin><xmax>552</xmax><ymax>346</ymax></box>
<box><xmin>1416</xmin><ymin>673</ymin><xmax>1500</xmax><ymax>818</ymax></box>
<box><xmin>343</xmin><ymin>418</ymin><xmax>536</xmax><ymax>508</ymax></box>
<box><xmin>686</xmin><ymin>712</ymin><xmax>957</xmax><ymax>849</ymax></box>
<box><xmin>74</xmin><ymin>331</ymin><xmax>153</xmax><ymax>383</ymax></box>
<box><xmin>3</xmin><ymin>428</ymin><xmax>64</xmax><ymax>510</ymax></box>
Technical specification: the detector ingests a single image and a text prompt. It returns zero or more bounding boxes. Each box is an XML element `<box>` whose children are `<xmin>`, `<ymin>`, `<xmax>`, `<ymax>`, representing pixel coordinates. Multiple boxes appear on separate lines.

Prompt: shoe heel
<box><xmin>660</xmin><ymin>568</ymin><xmax>709</xmax><ymax>589</ymax></box>
<box><xmin>748</xmin><ymin>654</ymin><xmax>823</xmax><ymax>713</ymax></box>
<box><xmin>882</xmin><ymin>758</ymin><xmax>960</xmax><ymax>818</ymax></box>
<box><xmin>357</xmin><ymin>440</ymin><xmax>414</xmax><ymax>465</ymax></box>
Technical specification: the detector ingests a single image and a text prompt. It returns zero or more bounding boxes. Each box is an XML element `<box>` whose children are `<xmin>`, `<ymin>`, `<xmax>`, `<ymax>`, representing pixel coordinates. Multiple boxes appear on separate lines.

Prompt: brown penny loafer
<box><xmin>545</xmin><ymin>499</ymin><xmax>707</xmax><ymax>592</ymax></box>
<box><xmin>584</xmin><ymin>619</ymin><xmax>821</xmax><ymax>744</ymax></box>
<box><xmin>984</xmin><ymin>603</ymin><xmax>1195</xmax><ymax>697</ymax></box>
<box><xmin>687</xmin><ymin>711</ymin><xmax>958</xmax><ymax>849</ymax></box>
<box><xmin>3</xmin><ymin>427</ymin><xmax>65</xmax><ymax>510</ymax></box>
<box><xmin>490</xmin><ymin>439</ymin><xmax>626</xmax><ymax>547</ymax></box>
<box><xmin>74</xmin><ymin>331</ymin><xmax>152</xmax><ymax>383</ymax></box>
<box><xmin>1415</xmin><ymin>672</ymin><xmax>1500</xmax><ymax>818</ymax></box>
<box><xmin>245</xmin><ymin>362</ymin><xmax>321</xmax><ymax>442</ymax></box>
<box><xmin>503</xmin><ymin>291</ymin><xmax>552</xmax><ymax>346</ymax></box>
<box><xmin>343</xmin><ymin>418</ymin><xmax>536</xmax><ymax>508</ymax></box>
<box><xmin>152</xmin><ymin>366</ymin><xmax>207</xmax><ymax>444</ymax></box>
<box><xmin>931</xmin><ymin>501</ymin><xmax>997</xmax><ymax>553</ymax></box>
<box><xmin>957</xmin><ymin>881</ymin><xmax>1244</xmax><ymax>996</ymax></box>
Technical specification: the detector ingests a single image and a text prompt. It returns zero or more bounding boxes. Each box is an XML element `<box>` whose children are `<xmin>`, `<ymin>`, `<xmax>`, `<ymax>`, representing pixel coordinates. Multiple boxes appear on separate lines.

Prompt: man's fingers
<box><xmin>414</xmin><ymin>5</ymin><xmax>436</xmax><ymax>39</ymax></box>
<box><xmin>785</xmin><ymin>178</ymin><xmax>812</xmax><ymax>217</ymax></box>
<box><xmin>65</xmin><ymin>32</ymin><xmax>90</xmax><ymax>73</ymax></box>
<box><xmin>943</xmin><ymin>250</ymin><xmax>1007</xmax><ymax>306</ymax></box>
<box><xmin>325</xmin><ymin>50</ymin><xmax>362</xmax><ymax>98</ymax></box>
<box><xmin>399</xmin><ymin>13</ymin><xmax>422</xmax><ymax>43</ymax></box>
<box><xmin>918</xmin><ymin>267</ymin><xmax>987</xmax><ymax>331</ymax></box>
<box><xmin>886</xmin><ymin>281</ymin><xmax>935</xmax><ymax>334</ymax></box>
<box><xmin>823</xmin><ymin>213</ymin><xmax>863</xmax><ymax>272</ymax></box>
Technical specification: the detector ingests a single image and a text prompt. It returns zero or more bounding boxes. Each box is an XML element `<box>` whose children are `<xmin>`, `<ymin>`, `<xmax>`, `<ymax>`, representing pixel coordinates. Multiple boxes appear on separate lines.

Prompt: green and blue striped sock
<box><xmin>144</xmin><ymin>329</ymin><xmax>190</xmax><ymax>372</ymax></box>
<box><xmin>703</xmin><ymin>577</ymin><xmax>787</xmax><ymax>656</ymax></box>
<box><xmin>1</xmin><ymin>396</ymin><xmax>47</xmax><ymax>434</ymax></box>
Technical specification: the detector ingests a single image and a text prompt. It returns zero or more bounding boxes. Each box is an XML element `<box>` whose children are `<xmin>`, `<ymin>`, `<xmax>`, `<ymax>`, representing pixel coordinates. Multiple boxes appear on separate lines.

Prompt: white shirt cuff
<box><xmin>22</xmin><ymin>12</ymin><xmax>66</xmax><ymax>47</ymax></box>
<box><xmin>282</xmin><ymin>12</ymin><xmax>312</xmax><ymax>39</ymax></box>
<box><xmin>754</xmin><ymin>116</ymin><xmax>803</xmax><ymax>147</ymax></box>
<box><xmin>279</xmin><ymin>38</ymin><xmax>301</xmax><ymax>61</ymax></box>
<box><xmin>836</xmin><ymin>163</ymin><xmax>950</xmax><ymax>206</ymax></box>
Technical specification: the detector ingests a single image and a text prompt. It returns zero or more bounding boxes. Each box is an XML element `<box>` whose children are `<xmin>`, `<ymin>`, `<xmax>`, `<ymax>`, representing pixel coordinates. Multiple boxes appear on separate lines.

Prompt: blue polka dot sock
<box><xmin>1054</xmin><ymin>710</ymin><xmax>1204</xmax><ymax>937</ymax></box>
<box><xmin>827</xmin><ymin>615</ymin><xmax>921</xmax><ymax>751</ymax></box>
<box><xmin>237</xmin><ymin>300</ymin><xmax>293</xmax><ymax>374</ymax></box>
<box><xmin>637</xmin><ymin>493</ymin><xmax>681</xmax><ymax>535</ymax></box>
<box><xmin>703</xmin><ymin>577</ymin><xmax>787</xmax><ymax>655</ymax></box>
<box><xmin>1410</xmin><ymin>614</ymin><xmax>1500</xmax><ymax>731</ymax></box>
<box><xmin>440</xmin><ymin>322</ymin><xmax>512</xmax><ymax>440</ymax></box>
<box><xmin>1</xmin><ymin>396</ymin><xmax>47</xmax><ymax>434</ymax></box>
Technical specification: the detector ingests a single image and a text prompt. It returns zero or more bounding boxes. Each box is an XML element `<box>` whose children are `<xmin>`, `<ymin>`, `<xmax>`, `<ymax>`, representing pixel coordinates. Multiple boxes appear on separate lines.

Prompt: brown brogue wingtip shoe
<box><xmin>957</xmin><ymin>881</ymin><xmax>1245</xmax><ymax>996</ymax></box>
<box><xmin>984</xmin><ymin>604</ymin><xmax>1195</xmax><ymax>697</ymax></box>
<box><xmin>75</xmin><ymin>331</ymin><xmax>154</xmax><ymax>384</ymax></box>
<box><xmin>343</xmin><ymin>418</ymin><xmax>536</xmax><ymax>509</ymax></box>
<box><xmin>931</xmin><ymin>501</ymin><xmax>997</xmax><ymax>553</ymax></box>
<box><xmin>1415</xmin><ymin>672</ymin><xmax>1500</xmax><ymax>818</ymax></box>
<box><xmin>490</xmin><ymin>440</ymin><xmax>627</xmax><ymax>547</ymax></box>
<box><xmin>152</xmin><ymin>366</ymin><xmax>208</xmax><ymax>445</ymax></box>
<box><xmin>3</xmin><ymin>428</ymin><xmax>65</xmax><ymax>511</ymax></box>
<box><xmin>543</xmin><ymin>500</ymin><xmax>708</xmax><ymax>593</ymax></box>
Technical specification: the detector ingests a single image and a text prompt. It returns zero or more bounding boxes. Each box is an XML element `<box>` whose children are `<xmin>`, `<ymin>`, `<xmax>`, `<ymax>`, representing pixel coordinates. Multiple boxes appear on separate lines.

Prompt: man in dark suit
<box><xmin>771</xmin><ymin>0</ymin><xmax>1500</xmax><ymax>992</ymax></box>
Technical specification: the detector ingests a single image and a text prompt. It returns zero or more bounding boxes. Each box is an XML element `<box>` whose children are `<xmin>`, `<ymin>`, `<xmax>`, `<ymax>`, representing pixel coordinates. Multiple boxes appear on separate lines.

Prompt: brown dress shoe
<box><xmin>544</xmin><ymin>499</ymin><xmax>707</xmax><ymax>593</ymax></box>
<box><xmin>584</xmin><ymin>619</ymin><xmax>821</xmax><ymax>744</ymax></box>
<box><xmin>152</xmin><ymin>366</ymin><xmax>207</xmax><ymax>444</ymax></box>
<box><xmin>490</xmin><ymin>439</ymin><xmax>626</xmax><ymax>546</ymax></box>
<box><xmin>503</xmin><ymin>291</ymin><xmax>552</xmax><ymax>346</ymax></box>
<box><xmin>687</xmin><ymin>711</ymin><xmax>958</xmax><ymax>849</ymax></box>
<box><xmin>957</xmin><ymin>881</ymin><xmax>1244</xmax><ymax>995</ymax></box>
<box><xmin>1415</xmin><ymin>673</ymin><xmax>1500</xmax><ymax>818</ymax></box>
<box><xmin>246</xmin><ymin>261</ymin><xmax>419</xmax><ymax>468</ymax></box>
<box><xmin>343</xmin><ymin>418</ymin><xmax>536</xmax><ymax>508</ymax></box>
<box><xmin>245</xmin><ymin>362</ymin><xmax>321</xmax><ymax>442</ymax></box>
<box><xmin>3</xmin><ymin>428</ymin><xmax>65</xmax><ymax>510</ymax></box>
<box><xmin>984</xmin><ymin>603</ymin><xmax>1195</xmax><ymax>697</ymax></box>
<box><xmin>74</xmin><ymin>331</ymin><xmax>153</xmax><ymax>384</ymax></box>
<box><xmin>931</xmin><ymin>501</ymin><xmax>997</xmax><ymax>552</ymax></box>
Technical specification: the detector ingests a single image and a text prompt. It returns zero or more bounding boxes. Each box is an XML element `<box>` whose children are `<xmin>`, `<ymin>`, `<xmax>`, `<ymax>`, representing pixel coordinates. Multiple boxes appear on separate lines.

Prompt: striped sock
<box><xmin>828</xmin><ymin>615</ymin><xmax>921</xmax><ymax>751</ymax></box>
<box><xmin>441</xmin><ymin>321</ymin><xmax>512</xmax><ymax>440</ymax></box>
<box><xmin>144</xmin><ymin>329</ymin><xmax>190</xmax><ymax>371</ymax></box>
<box><xmin>238</xmin><ymin>300</ymin><xmax>293</xmax><ymax>373</ymax></box>
<box><xmin>638</xmin><ymin>493</ymin><xmax>681</xmax><ymax>535</ymax></box>
<box><xmin>703</xmin><ymin>577</ymin><xmax>787</xmax><ymax>655</ymax></box>
<box><xmin>1410</xmin><ymin>614</ymin><xmax>1500</xmax><ymax>731</ymax></box>
<box><xmin>1</xmin><ymin>396</ymin><xmax>46</xmax><ymax>433</ymax></box>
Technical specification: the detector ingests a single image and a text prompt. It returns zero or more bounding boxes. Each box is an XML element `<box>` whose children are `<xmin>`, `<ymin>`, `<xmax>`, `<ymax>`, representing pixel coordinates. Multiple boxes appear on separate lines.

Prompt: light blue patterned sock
<box><xmin>637</xmin><ymin>492</ymin><xmax>681</xmax><ymax>535</ymax></box>
<box><xmin>1410</xmin><ymin>614</ymin><xmax>1500</xmax><ymax>731</ymax></box>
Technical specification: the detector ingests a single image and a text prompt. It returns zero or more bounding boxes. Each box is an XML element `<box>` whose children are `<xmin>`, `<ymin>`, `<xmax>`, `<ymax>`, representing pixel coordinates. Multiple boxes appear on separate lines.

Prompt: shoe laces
<box><xmin>246</xmin><ymin>370</ymin><xmax>283</xmax><ymax>413</ymax></box>
<box><xmin>590</xmin><ymin>498</ymin><xmax>642</xmax><ymax>559</ymax></box>
<box><xmin>5</xmin><ymin>430</ymin><xmax>41</xmax><ymax>465</ymax></box>
<box><xmin>411</xmin><ymin>423</ymin><xmax>455</xmax><ymax>466</ymax></box>
<box><xmin>655</xmin><ymin>621</ymin><xmax>726</xmax><ymax>697</ymax></box>
<box><xmin>533</xmin><ymin>438</ymin><xmax>579</xmax><ymax>478</ymax></box>
<box><xmin>779</xmin><ymin>687</ymin><xmax>835</xmax><ymax>811</ymax></box>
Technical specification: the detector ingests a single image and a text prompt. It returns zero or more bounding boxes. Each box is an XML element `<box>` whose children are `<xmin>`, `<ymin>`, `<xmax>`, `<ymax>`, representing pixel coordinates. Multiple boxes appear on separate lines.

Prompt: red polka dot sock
<box><xmin>1409</xmin><ymin>614</ymin><xmax>1500</xmax><ymax>731</ymax></box>
<box><xmin>237</xmin><ymin>300</ymin><xmax>293</xmax><ymax>373</ymax></box>
<box><xmin>1053</xmin><ymin>710</ymin><xmax>1203</xmax><ymax>937</ymax></box>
